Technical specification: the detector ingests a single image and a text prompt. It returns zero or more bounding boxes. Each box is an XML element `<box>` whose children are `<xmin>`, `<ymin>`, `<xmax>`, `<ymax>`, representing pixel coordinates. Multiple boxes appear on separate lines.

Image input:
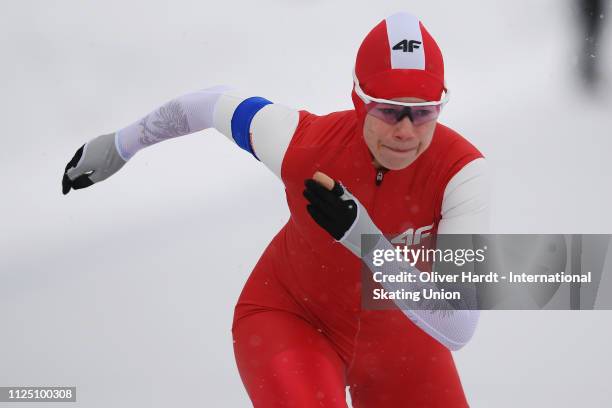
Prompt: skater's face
<box><xmin>363</xmin><ymin>97</ymin><xmax>437</xmax><ymax>170</ymax></box>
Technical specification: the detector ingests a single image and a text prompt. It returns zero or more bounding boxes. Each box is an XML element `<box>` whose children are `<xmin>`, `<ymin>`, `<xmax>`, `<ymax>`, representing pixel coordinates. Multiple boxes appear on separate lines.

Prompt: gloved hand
<box><xmin>62</xmin><ymin>133</ymin><xmax>127</xmax><ymax>195</ymax></box>
<box><xmin>303</xmin><ymin>171</ymin><xmax>382</xmax><ymax>256</ymax></box>
<box><xmin>303</xmin><ymin>172</ymin><xmax>358</xmax><ymax>240</ymax></box>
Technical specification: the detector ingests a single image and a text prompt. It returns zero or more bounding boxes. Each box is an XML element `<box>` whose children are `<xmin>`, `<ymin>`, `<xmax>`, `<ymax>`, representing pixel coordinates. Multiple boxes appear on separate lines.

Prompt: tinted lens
<box><xmin>409</xmin><ymin>105</ymin><xmax>441</xmax><ymax>126</ymax></box>
<box><xmin>365</xmin><ymin>103</ymin><xmax>441</xmax><ymax>126</ymax></box>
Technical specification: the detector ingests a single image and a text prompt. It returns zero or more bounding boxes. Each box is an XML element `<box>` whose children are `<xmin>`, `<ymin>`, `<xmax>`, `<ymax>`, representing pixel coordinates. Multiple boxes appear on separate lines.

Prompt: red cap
<box><xmin>352</xmin><ymin>13</ymin><xmax>445</xmax><ymax>118</ymax></box>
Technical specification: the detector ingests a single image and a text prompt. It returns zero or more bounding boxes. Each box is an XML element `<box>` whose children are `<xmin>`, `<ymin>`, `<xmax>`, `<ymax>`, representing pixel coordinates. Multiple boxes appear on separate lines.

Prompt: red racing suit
<box><xmin>231</xmin><ymin>107</ymin><xmax>485</xmax><ymax>407</ymax></box>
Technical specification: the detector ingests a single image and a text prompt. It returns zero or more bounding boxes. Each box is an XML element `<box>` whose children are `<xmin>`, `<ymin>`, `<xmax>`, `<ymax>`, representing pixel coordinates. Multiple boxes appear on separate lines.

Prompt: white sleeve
<box><xmin>341</xmin><ymin>221</ymin><xmax>480</xmax><ymax>351</ymax></box>
<box><xmin>115</xmin><ymin>85</ymin><xmax>232</xmax><ymax>160</ymax></box>
<box><xmin>338</xmin><ymin>158</ymin><xmax>491</xmax><ymax>351</ymax></box>
<box><xmin>115</xmin><ymin>86</ymin><xmax>299</xmax><ymax>178</ymax></box>
<box><xmin>438</xmin><ymin>158</ymin><xmax>490</xmax><ymax>234</ymax></box>
<box><xmin>213</xmin><ymin>92</ymin><xmax>299</xmax><ymax>178</ymax></box>
<box><xmin>360</xmin><ymin>236</ymin><xmax>480</xmax><ymax>351</ymax></box>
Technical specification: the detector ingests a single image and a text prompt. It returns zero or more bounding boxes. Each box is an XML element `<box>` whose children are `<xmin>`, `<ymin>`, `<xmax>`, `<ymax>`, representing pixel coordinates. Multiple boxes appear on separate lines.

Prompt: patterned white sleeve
<box><xmin>114</xmin><ymin>86</ymin><xmax>299</xmax><ymax>179</ymax></box>
<box><xmin>115</xmin><ymin>85</ymin><xmax>232</xmax><ymax>160</ymax></box>
<box><xmin>360</xmin><ymin>236</ymin><xmax>481</xmax><ymax>351</ymax></box>
<box><xmin>340</xmin><ymin>209</ymin><xmax>481</xmax><ymax>351</ymax></box>
<box><xmin>338</xmin><ymin>158</ymin><xmax>490</xmax><ymax>351</ymax></box>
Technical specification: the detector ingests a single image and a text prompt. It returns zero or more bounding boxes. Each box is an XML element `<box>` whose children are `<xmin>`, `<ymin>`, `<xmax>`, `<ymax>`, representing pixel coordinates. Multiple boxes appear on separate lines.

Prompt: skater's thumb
<box><xmin>312</xmin><ymin>171</ymin><xmax>335</xmax><ymax>191</ymax></box>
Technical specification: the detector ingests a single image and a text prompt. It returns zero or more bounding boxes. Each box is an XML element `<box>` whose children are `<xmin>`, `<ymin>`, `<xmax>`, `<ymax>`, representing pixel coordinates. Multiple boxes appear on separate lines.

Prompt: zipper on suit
<box><xmin>375</xmin><ymin>169</ymin><xmax>384</xmax><ymax>186</ymax></box>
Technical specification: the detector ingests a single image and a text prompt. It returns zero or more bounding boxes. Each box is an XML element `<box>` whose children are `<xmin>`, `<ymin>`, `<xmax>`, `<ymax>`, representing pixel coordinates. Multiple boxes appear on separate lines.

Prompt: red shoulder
<box><xmin>431</xmin><ymin>123</ymin><xmax>483</xmax><ymax>158</ymax></box>
<box><xmin>291</xmin><ymin>110</ymin><xmax>358</xmax><ymax>148</ymax></box>
<box><xmin>425</xmin><ymin>123</ymin><xmax>484</xmax><ymax>173</ymax></box>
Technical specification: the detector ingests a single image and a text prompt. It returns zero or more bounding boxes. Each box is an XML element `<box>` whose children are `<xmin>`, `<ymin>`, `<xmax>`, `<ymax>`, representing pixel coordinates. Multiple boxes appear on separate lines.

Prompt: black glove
<box><xmin>62</xmin><ymin>133</ymin><xmax>127</xmax><ymax>195</ymax></box>
<box><xmin>62</xmin><ymin>144</ymin><xmax>94</xmax><ymax>194</ymax></box>
<box><xmin>303</xmin><ymin>178</ymin><xmax>357</xmax><ymax>240</ymax></box>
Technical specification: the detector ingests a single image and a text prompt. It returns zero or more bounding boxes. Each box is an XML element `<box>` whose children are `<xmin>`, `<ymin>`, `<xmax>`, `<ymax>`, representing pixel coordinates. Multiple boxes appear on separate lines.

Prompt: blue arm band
<box><xmin>230</xmin><ymin>96</ymin><xmax>273</xmax><ymax>160</ymax></box>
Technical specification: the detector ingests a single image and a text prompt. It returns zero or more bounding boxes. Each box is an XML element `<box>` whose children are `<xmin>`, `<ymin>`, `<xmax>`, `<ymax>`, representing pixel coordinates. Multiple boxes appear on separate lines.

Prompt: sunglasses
<box><xmin>365</xmin><ymin>103</ymin><xmax>442</xmax><ymax>126</ymax></box>
<box><xmin>353</xmin><ymin>69</ymin><xmax>450</xmax><ymax>126</ymax></box>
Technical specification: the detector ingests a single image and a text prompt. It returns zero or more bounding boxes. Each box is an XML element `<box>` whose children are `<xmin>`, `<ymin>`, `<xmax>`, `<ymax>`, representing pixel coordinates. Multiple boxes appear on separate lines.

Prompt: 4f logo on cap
<box><xmin>392</xmin><ymin>39</ymin><xmax>421</xmax><ymax>53</ymax></box>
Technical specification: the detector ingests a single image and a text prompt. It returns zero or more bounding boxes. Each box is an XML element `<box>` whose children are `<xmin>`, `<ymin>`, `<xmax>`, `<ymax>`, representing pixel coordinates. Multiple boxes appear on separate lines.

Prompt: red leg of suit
<box><xmin>346</xmin><ymin>310</ymin><xmax>468</xmax><ymax>407</ymax></box>
<box><xmin>232</xmin><ymin>234</ymin><xmax>468</xmax><ymax>407</ymax></box>
<box><xmin>233</xmin><ymin>310</ymin><xmax>349</xmax><ymax>408</ymax></box>
<box><xmin>232</xmin><ymin>242</ymin><xmax>348</xmax><ymax>408</ymax></box>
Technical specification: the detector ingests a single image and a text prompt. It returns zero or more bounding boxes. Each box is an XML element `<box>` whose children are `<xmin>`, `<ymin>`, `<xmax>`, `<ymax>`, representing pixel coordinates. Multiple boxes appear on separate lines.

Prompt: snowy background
<box><xmin>1</xmin><ymin>0</ymin><xmax>611</xmax><ymax>406</ymax></box>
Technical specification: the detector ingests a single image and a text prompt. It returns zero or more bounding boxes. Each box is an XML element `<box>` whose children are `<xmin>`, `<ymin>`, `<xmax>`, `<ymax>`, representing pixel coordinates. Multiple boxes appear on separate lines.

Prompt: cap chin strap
<box><xmin>352</xmin><ymin>68</ymin><xmax>450</xmax><ymax>107</ymax></box>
